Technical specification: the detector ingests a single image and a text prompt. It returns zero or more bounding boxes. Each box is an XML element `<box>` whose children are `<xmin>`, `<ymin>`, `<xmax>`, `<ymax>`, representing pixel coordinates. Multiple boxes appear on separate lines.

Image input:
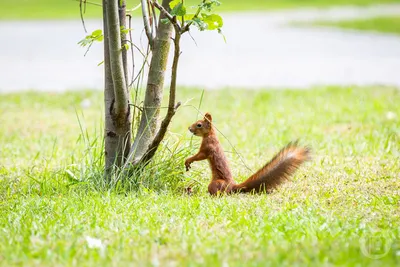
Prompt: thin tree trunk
<box><xmin>129</xmin><ymin>0</ymin><xmax>173</xmax><ymax>163</ymax></box>
<box><xmin>119</xmin><ymin>0</ymin><xmax>129</xmax><ymax>87</ymax></box>
<box><xmin>103</xmin><ymin>0</ymin><xmax>115</xmax><ymax>172</ymax></box>
<box><xmin>103</xmin><ymin>0</ymin><xmax>131</xmax><ymax>175</ymax></box>
<box><xmin>139</xmin><ymin>26</ymin><xmax>181</xmax><ymax>165</ymax></box>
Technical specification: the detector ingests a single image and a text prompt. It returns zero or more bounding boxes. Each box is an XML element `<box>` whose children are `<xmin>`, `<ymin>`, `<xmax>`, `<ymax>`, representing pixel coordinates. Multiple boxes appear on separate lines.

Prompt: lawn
<box><xmin>310</xmin><ymin>16</ymin><xmax>400</xmax><ymax>35</ymax></box>
<box><xmin>0</xmin><ymin>86</ymin><xmax>399</xmax><ymax>266</ymax></box>
<box><xmin>1</xmin><ymin>0</ymin><xmax>400</xmax><ymax>20</ymax></box>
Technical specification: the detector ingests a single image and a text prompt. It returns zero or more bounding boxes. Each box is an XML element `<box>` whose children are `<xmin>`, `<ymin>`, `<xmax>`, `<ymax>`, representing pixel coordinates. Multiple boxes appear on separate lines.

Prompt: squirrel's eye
<box><xmin>196</xmin><ymin>123</ymin><xmax>202</xmax><ymax>128</ymax></box>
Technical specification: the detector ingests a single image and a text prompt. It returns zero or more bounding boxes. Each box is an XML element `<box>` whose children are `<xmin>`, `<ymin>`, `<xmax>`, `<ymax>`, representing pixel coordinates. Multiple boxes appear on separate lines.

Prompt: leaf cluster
<box><xmin>167</xmin><ymin>0</ymin><xmax>223</xmax><ymax>32</ymax></box>
<box><xmin>78</xmin><ymin>29</ymin><xmax>103</xmax><ymax>47</ymax></box>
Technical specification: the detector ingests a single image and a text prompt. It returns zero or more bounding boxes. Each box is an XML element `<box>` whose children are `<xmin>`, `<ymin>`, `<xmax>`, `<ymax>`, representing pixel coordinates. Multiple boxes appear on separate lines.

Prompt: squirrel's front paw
<box><xmin>185</xmin><ymin>159</ymin><xmax>192</xmax><ymax>171</ymax></box>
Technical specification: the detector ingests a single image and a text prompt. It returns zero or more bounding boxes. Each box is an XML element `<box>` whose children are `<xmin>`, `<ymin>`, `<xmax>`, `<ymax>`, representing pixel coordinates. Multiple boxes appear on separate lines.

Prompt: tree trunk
<box><xmin>129</xmin><ymin>0</ymin><xmax>173</xmax><ymax>163</ymax></box>
<box><xmin>103</xmin><ymin>0</ymin><xmax>131</xmax><ymax>175</ymax></box>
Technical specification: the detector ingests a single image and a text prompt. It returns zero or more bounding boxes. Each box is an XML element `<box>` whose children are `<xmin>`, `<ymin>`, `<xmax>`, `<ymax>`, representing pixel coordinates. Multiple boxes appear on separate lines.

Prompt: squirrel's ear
<box><xmin>204</xmin><ymin>112</ymin><xmax>212</xmax><ymax>122</ymax></box>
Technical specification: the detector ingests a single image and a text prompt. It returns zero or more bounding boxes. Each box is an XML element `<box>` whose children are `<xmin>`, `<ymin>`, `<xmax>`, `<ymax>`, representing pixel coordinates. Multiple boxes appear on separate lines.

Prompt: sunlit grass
<box><xmin>0</xmin><ymin>86</ymin><xmax>399</xmax><ymax>266</ymax></box>
<box><xmin>1</xmin><ymin>0</ymin><xmax>400</xmax><ymax>20</ymax></box>
<box><xmin>309</xmin><ymin>16</ymin><xmax>400</xmax><ymax>35</ymax></box>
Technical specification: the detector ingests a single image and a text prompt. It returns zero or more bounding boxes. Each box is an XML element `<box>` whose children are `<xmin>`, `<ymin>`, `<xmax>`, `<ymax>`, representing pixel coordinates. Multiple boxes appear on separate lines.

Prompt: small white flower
<box><xmin>80</xmin><ymin>99</ymin><xmax>92</xmax><ymax>109</ymax></box>
<box><xmin>85</xmin><ymin>236</ymin><xmax>106</xmax><ymax>256</ymax></box>
<box><xmin>85</xmin><ymin>236</ymin><xmax>103</xmax><ymax>248</ymax></box>
<box><xmin>386</xmin><ymin>111</ymin><xmax>396</xmax><ymax>120</ymax></box>
<box><xmin>151</xmin><ymin>256</ymin><xmax>160</xmax><ymax>267</ymax></box>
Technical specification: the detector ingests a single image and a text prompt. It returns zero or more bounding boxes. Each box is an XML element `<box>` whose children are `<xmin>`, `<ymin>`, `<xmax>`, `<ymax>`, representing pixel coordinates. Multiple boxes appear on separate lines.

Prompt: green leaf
<box><xmin>171</xmin><ymin>2</ymin><xmax>186</xmax><ymax>16</ymax></box>
<box><xmin>184</xmin><ymin>13</ymin><xmax>195</xmax><ymax>21</ymax></box>
<box><xmin>78</xmin><ymin>28</ymin><xmax>104</xmax><ymax>51</ymax></box>
<box><xmin>78</xmin><ymin>39</ymin><xmax>89</xmax><ymax>47</ymax></box>
<box><xmin>202</xmin><ymin>14</ymin><xmax>223</xmax><ymax>30</ymax></box>
<box><xmin>120</xmin><ymin>26</ymin><xmax>133</xmax><ymax>35</ymax></box>
<box><xmin>92</xmin><ymin>29</ymin><xmax>102</xmax><ymax>37</ymax></box>
<box><xmin>211</xmin><ymin>0</ymin><xmax>221</xmax><ymax>6</ymax></box>
<box><xmin>96</xmin><ymin>35</ymin><xmax>104</xmax><ymax>42</ymax></box>
<box><xmin>191</xmin><ymin>17</ymin><xmax>207</xmax><ymax>31</ymax></box>
<box><xmin>199</xmin><ymin>0</ymin><xmax>221</xmax><ymax>12</ymax></box>
<box><xmin>169</xmin><ymin>0</ymin><xmax>181</xmax><ymax>9</ymax></box>
<box><xmin>122</xmin><ymin>43</ymin><xmax>130</xmax><ymax>51</ymax></box>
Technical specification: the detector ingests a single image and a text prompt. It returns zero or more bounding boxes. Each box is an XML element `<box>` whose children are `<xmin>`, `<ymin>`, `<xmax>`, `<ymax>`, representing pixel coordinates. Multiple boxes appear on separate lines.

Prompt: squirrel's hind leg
<box><xmin>208</xmin><ymin>180</ymin><xmax>236</xmax><ymax>195</ymax></box>
<box><xmin>208</xmin><ymin>180</ymin><xmax>228</xmax><ymax>195</ymax></box>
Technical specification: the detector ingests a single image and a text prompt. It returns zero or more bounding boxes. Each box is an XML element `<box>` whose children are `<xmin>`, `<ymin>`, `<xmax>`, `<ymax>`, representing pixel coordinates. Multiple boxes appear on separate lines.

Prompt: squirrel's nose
<box><xmin>188</xmin><ymin>127</ymin><xmax>193</xmax><ymax>133</ymax></box>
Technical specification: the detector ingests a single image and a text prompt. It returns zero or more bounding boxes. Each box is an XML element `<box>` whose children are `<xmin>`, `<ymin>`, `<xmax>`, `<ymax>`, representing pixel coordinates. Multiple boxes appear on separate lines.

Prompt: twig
<box><xmin>79</xmin><ymin>0</ymin><xmax>88</xmax><ymax>33</ymax></box>
<box><xmin>188</xmin><ymin>30</ymin><xmax>198</xmax><ymax>47</ymax></box>
<box><xmin>129</xmin><ymin>103</ymin><xmax>144</xmax><ymax>112</ymax></box>
<box><xmin>123</xmin><ymin>39</ymin><xmax>148</xmax><ymax>60</ymax></box>
<box><xmin>127</xmin><ymin>14</ymin><xmax>135</xmax><ymax>87</ymax></box>
<box><xmin>83</xmin><ymin>41</ymin><xmax>93</xmax><ymax>56</ymax></box>
<box><xmin>150</xmin><ymin>0</ymin><xmax>158</xmax><ymax>33</ymax></box>
<box><xmin>131</xmin><ymin>44</ymin><xmax>150</xmax><ymax>140</ymax></box>
<box><xmin>75</xmin><ymin>0</ymin><xmax>102</xmax><ymax>7</ymax></box>
<box><xmin>131</xmin><ymin>45</ymin><xmax>151</xmax><ymax>85</ymax></box>
<box><xmin>141</xmin><ymin>0</ymin><xmax>155</xmax><ymax>48</ymax></box>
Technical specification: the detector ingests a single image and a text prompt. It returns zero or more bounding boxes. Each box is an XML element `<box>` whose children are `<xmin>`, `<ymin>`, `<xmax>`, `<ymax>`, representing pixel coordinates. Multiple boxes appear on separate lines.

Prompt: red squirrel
<box><xmin>185</xmin><ymin>113</ymin><xmax>310</xmax><ymax>195</ymax></box>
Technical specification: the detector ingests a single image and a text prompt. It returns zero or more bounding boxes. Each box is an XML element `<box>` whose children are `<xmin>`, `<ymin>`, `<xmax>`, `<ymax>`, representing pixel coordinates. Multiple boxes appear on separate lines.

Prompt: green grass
<box><xmin>310</xmin><ymin>16</ymin><xmax>400</xmax><ymax>35</ymax></box>
<box><xmin>1</xmin><ymin>0</ymin><xmax>400</xmax><ymax>20</ymax></box>
<box><xmin>1</xmin><ymin>86</ymin><xmax>400</xmax><ymax>266</ymax></box>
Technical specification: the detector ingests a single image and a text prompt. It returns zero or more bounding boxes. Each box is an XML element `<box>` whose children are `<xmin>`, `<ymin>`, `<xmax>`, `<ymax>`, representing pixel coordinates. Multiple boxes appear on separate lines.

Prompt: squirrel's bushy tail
<box><xmin>232</xmin><ymin>141</ymin><xmax>310</xmax><ymax>193</ymax></box>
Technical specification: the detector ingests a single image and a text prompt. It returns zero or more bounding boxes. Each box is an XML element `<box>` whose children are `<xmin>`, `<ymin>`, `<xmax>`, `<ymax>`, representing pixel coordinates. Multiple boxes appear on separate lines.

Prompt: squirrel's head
<box><xmin>188</xmin><ymin>112</ymin><xmax>213</xmax><ymax>137</ymax></box>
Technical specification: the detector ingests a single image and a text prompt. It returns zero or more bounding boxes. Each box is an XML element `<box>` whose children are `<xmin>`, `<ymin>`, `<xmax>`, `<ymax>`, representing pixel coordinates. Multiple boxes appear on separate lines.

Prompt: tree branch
<box><xmin>106</xmin><ymin>0</ymin><xmax>129</xmax><ymax>115</ymax></box>
<box><xmin>141</xmin><ymin>0</ymin><xmax>155</xmax><ymax>48</ymax></box>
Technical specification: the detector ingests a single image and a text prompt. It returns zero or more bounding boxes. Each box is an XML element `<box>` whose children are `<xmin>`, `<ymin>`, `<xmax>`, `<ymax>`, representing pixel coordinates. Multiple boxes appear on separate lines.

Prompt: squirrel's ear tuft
<box><xmin>204</xmin><ymin>112</ymin><xmax>212</xmax><ymax>122</ymax></box>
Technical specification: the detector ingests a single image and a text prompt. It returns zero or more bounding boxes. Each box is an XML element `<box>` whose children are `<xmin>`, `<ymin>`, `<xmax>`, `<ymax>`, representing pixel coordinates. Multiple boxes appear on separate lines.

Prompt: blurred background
<box><xmin>0</xmin><ymin>0</ymin><xmax>399</xmax><ymax>91</ymax></box>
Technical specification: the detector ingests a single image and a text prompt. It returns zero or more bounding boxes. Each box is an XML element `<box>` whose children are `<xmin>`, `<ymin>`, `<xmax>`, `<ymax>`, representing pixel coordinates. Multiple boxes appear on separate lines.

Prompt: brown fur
<box><xmin>185</xmin><ymin>113</ymin><xmax>311</xmax><ymax>195</ymax></box>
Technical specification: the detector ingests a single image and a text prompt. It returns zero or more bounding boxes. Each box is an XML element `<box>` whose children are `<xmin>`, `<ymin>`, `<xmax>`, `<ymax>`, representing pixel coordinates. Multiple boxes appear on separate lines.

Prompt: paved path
<box><xmin>1</xmin><ymin>4</ymin><xmax>400</xmax><ymax>92</ymax></box>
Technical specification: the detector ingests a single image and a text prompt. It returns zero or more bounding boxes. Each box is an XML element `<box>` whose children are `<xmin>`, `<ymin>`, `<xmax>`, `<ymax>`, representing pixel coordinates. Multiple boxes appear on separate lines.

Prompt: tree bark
<box><xmin>103</xmin><ymin>0</ymin><xmax>131</xmax><ymax>174</ymax></box>
<box><xmin>139</xmin><ymin>18</ymin><xmax>181</xmax><ymax>165</ymax></box>
<box><xmin>129</xmin><ymin>0</ymin><xmax>173</xmax><ymax>163</ymax></box>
